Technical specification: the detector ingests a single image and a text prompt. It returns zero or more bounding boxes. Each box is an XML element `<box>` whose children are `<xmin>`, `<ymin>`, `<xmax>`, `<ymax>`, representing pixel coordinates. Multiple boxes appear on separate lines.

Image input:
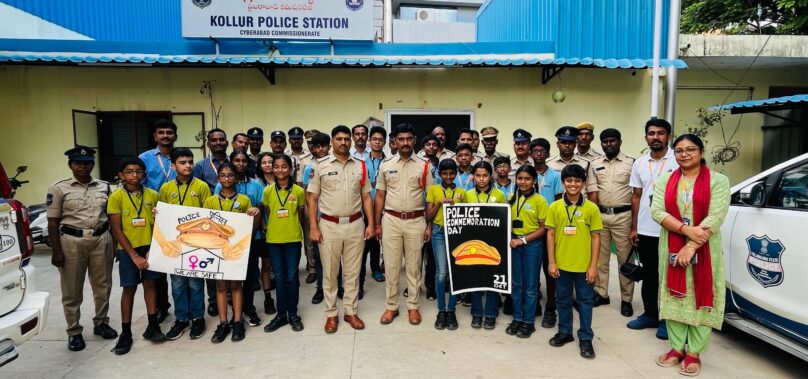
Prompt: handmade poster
<box><xmin>148</xmin><ymin>202</ymin><xmax>252</xmax><ymax>280</ymax></box>
<box><xmin>444</xmin><ymin>203</ymin><xmax>511</xmax><ymax>295</ymax></box>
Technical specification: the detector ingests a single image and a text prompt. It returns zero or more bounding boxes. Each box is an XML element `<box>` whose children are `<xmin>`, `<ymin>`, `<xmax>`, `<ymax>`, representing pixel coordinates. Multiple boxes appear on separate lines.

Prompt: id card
<box><xmin>682</xmin><ymin>217</ymin><xmax>691</xmax><ymax>226</ymax></box>
<box><xmin>131</xmin><ymin>218</ymin><xmax>146</xmax><ymax>228</ymax></box>
<box><xmin>277</xmin><ymin>209</ymin><xmax>290</xmax><ymax>218</ymax></box>
<box><xmin>512</xmin><ymin>219</ymin><xmax>523</xmax><ymax>229</ymax></box>
<box><xmin>563</xmin><ymin>226</ymin><xmax>577</xmax><ymax>235</ymax></box>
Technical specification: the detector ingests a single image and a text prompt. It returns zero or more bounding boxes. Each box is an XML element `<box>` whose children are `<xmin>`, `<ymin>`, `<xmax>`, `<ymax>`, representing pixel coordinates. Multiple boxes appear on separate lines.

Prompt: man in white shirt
<box><xmin>627</xmin><ymin>118</ymin><xmax>679</xmax><ymax>340</ymax></box>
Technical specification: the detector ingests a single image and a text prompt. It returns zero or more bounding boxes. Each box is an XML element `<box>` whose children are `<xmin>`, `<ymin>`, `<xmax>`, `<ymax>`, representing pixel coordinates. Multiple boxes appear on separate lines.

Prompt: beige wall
<box><xmin>1</xmin><ymin>64</ymin><xmax>806</xmax><ymax>205</ymax></box>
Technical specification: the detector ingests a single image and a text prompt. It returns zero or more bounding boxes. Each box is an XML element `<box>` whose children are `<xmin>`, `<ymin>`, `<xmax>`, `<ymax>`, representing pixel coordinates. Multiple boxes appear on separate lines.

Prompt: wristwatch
<box><xmin>520</xmin><ymin>236</ymin><xmax>527</xmax><ymax>244</ymax></box>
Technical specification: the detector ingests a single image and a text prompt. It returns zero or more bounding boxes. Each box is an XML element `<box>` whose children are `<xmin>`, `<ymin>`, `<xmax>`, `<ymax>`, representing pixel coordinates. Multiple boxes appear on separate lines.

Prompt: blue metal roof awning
<box><xmin>710</xmin><ymin>94</ymin><xmax>808</xmax><ymax>113</ymax></box>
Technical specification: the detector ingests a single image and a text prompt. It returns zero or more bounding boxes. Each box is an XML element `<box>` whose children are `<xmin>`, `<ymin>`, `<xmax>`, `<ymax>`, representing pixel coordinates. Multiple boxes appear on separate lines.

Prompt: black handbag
<box><xmin>619</xmin><ymin>247</ymin><xmax>644</xmax><ymax>282</ymax></box>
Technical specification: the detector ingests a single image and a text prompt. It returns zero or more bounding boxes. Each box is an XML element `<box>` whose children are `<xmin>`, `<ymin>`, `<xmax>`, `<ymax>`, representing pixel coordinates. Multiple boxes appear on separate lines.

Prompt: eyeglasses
<box><xmin>218</xmin><ymin>173</ymin><xmax>236</xmax><ymax>179</ymax></box>
<box><xmin>673</xmin><ymin>147</ymin><xmax>700</xmax><ymax>156</ymax></box>
<box><xmin>123</xmin><ymin>170</ymin><xmax>145</xmax><ymax>175</ymax></box>
<box><xmin>495</xmin><ymin>164</ymin><xmax>510</xmax><ymax>170</ymax></box>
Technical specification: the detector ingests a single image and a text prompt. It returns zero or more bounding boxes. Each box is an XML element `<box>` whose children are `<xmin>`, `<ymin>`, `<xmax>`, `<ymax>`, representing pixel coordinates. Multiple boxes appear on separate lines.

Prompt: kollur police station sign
<box><xmin>182</xmin><ymin>0</ymin><xmax>374</xmax><ymax>40</ymax></box>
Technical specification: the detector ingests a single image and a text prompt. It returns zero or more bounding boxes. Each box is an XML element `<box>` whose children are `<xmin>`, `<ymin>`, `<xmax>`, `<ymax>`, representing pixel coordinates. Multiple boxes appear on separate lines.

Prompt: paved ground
<box><xmin>4</xmin><ymin>246</ymin><xmax>807</xmax><ymax>378</ymax></box>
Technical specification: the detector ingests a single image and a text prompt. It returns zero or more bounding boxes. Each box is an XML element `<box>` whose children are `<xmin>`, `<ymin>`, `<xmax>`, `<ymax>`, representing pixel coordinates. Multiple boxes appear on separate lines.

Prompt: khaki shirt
<box><xmin>417</xmin><ymin>148</ymin><xmax>454</xmax><ymax>163</ymax></box>
<box><xmin>589</xmin><ymin>152</ymin><xmax>635</xmax><ymax>207</ymax></box>
<box><xmin>546</xmin><ymin>155</ymin><xmax>597</xmax><ymax>194</ymax></box>
<box><xmin>286</xmin><ymin>148</ymin><xmax>312</xmax><ymax>184</ymax></box>
<box><xmin>508</xmin><ymin>156</ymin><xmax>533</xmax><ymax>182</ymax></box>
<box><xmin>307</xmin><ymin>154</ymin><xmax>371</xmax><ymax>217</ymax></box>
<box><xmin>482</xmin><ymin>151</ymin><xmax>507</xmax><ymax>166</ymax></box>
<box><xmin>46</xmin><ymin>177</ymin><xmax>111</xmax><ymax>229</ymax></box>
<box><xmin>377</xmin><ymin>154</ymin><xmax>434</xmax><ymax>212</ymax></box>
<box><xmin>576</xmin><ymin>148</ymin><xmax>602</xmax><ymax>162</ymax></box>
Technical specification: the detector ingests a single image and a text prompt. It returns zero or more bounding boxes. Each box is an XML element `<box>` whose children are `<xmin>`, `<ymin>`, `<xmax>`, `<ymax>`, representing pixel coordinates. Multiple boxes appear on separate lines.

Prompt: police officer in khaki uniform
<box><xmin>47</xmin><ymin>146</ymin><xmax>118</xmax><ymax>351</ymax></box>
<box><xmin>509</xmin><ymin>129</ymin><xmax>533</xmax><ymax>181</ymax></box>
<box><xmin>376</xmin><ymin>123</ymin><xmax>434</xmax><ymax>326</ymax></box>
<box><xmin>586</xmin><ymin>128</ymin><xmax>636</xmax><ymax>317</ymax></box>
<box><xmin>547</xmin><ymin>126</ymin><xmax>597</xmax><ymax>196</ymax></box>
<box><xmin>575</xmin><ymin>122</ymin><xmax>603</xmax><ymax>161</ymax></box>
<box><xmin>307</xmin><ymin>125</ymin><xmax>375</xmax><ymax>334</ymax></box>
<box><xmin>480</xmin><ymin>127</ymin><xmax>507</xmax><ymax>166</ymax></box>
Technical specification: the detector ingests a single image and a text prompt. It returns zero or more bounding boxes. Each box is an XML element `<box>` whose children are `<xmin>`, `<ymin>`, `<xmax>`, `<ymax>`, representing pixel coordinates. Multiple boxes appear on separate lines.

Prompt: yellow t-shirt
<box><xmin>464</xmin><ymin>187</ymin><xmax>506</xmax><ymax>204</ymax></box>
<box><xmin>426</xmin><ymin>184</ymin><xmax>466</xmax><ymax>226</ymax></box>
<box><xmin>106</xmin><ymin>187</ymin><xmax>158</xmax><ymax>249</ymax></box>
<box><xmin>510</xmin><ymin>191</ymin><xmax>548</xmax><ymax>236</ymax></box>
<box><xmin>158</xmin><ymin>177</ymin><xmax>211</xmax><ymax>207</ymax></box>
<box><xmin>546</xmin><ymin>197</ymin><xmax>603</xmax><ymax>273</ymax></box>
<box><xmin>203</xmin><ymin>193</ymin><xmax>252</xmax><ymax>213</ymax></box>
<box><xmin>262</xmin><ymin>183</ymin><xmax>306</xmax><ymax>244</ymax></box>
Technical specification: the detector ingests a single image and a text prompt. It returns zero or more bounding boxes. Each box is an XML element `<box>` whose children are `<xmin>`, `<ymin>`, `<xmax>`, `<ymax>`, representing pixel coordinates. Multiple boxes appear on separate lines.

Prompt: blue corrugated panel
<box><xmin>709</xmin><ymin>94</ymin><xmax>808</xmax><ymax>111</ymax></box>
<box><xmin>477</xmin><ymin>0</ymin><xmax>670</xmax><ymax>60</ymax></box>
<box><xmin>0</xmin><ymin>0</ymin><xmax>181</xmax><ymax>41</ymax></box>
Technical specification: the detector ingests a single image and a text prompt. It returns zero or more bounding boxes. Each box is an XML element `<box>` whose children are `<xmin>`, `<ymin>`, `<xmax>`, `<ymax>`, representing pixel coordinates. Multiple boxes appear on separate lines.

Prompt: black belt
<box><xmin>60</xmin><ymin>223</ymin><xmax>109</xmax><ymax>238</ymax></box>
<box><xmin>599</xmin><ymin>205</ymin><xmax>631</xmax><ymax>215</ymax></box>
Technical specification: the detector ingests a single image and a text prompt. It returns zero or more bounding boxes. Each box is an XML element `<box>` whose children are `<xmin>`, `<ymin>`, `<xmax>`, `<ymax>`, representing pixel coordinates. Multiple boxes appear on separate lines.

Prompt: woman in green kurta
<box><xmin>650</xmin><ymin>134</ymin><xmax>730</xmax><ymax>376</ymax></box>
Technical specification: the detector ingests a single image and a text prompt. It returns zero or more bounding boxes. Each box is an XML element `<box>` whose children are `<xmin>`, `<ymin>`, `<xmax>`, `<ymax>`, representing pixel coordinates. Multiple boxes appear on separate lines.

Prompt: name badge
<box><xmin>563</xmin><ymin>226</ymin><xmax>577</xmax><ymax>235</ymax></box>
<box><xmin>277</xmin><ymin>209</ymin><xmax>290</xmax><ymax>218</ymax></box>
<box><xmin>682</xmin><ymin>217</ymin><xmax>691</xmax><ymax>226</ymax></box>
<box><xmin>131</xmin><ymin>218</ymin><xmax>146</xmax><ymax>228</ymax></box>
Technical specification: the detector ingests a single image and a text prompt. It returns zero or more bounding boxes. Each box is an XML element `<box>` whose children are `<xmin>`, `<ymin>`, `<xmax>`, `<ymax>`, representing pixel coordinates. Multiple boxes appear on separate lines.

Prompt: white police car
<box><xmin>722</xmin><ymin>152</ymin><xmax>808</xmax><ymax>361</ymax></box>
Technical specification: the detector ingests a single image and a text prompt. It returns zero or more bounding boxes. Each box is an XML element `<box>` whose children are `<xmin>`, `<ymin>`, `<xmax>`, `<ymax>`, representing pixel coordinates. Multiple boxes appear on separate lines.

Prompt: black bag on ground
<box><xmin>620</xmin><ymin>247</ymin><xmax>644</xmax><ymax>282</ymax></box>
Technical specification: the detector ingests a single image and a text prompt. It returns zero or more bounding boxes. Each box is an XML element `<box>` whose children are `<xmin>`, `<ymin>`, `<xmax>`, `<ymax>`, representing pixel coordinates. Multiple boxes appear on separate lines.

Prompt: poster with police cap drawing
<box><xmin>444</xmin><ymin>204</ymin><xmax>511</xmax><ymax>294</ymax></box>
<box><xmin>148</xmin><ymin>202</ymin><xmax>252</xmax><ymax>280</ymax></box>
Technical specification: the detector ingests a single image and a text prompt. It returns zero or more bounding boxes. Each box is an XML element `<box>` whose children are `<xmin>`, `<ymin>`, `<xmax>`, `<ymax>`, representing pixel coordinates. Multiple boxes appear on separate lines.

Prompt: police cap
<box><xmin>247</xmin><ymin>127</ymin><xmax>264</xmax><ymax>139</ymax></box>
<box><xmin>555</xmin><ymin>126</ymin><xmax>578</xmax><ymax>141</ymax></box>
<box><xmin>288</xmin><ymin>127</ymin><xmax>304</xmax><ymax>139</ymax></box>
<box><xmin>65</xmin><ymin>145</ymin><xmax>96</xmax><ymax>161</ymax></box>
<box><xmin>513</xmin><ymin>129</ymin><xmax>532</xmax><ymax>143</ymax></box>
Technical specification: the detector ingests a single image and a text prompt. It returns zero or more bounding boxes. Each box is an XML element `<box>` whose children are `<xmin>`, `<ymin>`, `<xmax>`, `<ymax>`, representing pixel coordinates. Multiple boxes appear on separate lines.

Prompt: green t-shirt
<box><xmin>510</xmin><ymin>191</ymin><xmax>548</xmax><ymax>235</ymax></box>
<box><xmin>158</xmin><ymin>177</ymin><xmax>211</xmax><ymax>207</ymax></box>
<box><xmin>262</xmin><ymin>183</ymin><xmax>305</xmax><ymax>243</ymax></box>
<box><xmin>426</xmin><ymin>184</ymin><xmax>466</xmax><ymax>227</ymax></box>
<box><xmin>464</xmin><ymin>187</ymin><xmax>507</xmax><ymax>204</ymax></box>
<box><xmin>546</xmin><ymin>196</ymin><xmax>603</xmax><ymax>273</ymax></box>
<box><xmin>203</xmin><ymin>193</ymin><xmax>252</xmax><ymax>213</ymax></box>
<box><xmin>106</xmin><ymin>187</ymin><xmax>158</xmax><ymax>249</ymax></box>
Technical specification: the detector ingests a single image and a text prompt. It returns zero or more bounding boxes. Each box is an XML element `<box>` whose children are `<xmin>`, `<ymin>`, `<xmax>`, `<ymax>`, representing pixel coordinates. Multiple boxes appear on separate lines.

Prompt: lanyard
<box><xmin>275</xmin><ymin>181</ymin><xmax>293</xmax><ymax>210</ymax></box>
<box><xmin>125</xmin><ymin>188</ymin><xmax>145</xmax><ymax>218</ymax></box>
<box><xmin>176</xmin><ymin>179</ymin><xmax>192</xmax><ymax>205</ymax></box>
<box><xmin>218</xmin><ymin>193</ymin><xmax>237</xmax><ymax>212</ymax></box>
<box><xmin>536</xmin><ymin>172</ymin><xmax>547</xmax><ymax>192</ymax></box>
<box><xmin>647</xmin><ymin>159</ymin><xmax>666</xmax><ymax>181</ymax></box>
<box><xmin>680</xmin><ymin>180</ymin><xmax>694</xmax><ymax>215</ymax></box>
<box><xmin>441</xmin><ymin>184</ymin><xmax>456</xmax><ymax>201</ymax></box>
<box><xmin>516</xmin><ymin>191</ymin><xmax>534</xmax><ymax>219</ymax></box>
<box><xmin>565</xmin><ymin>204</ymin><xmax>580</xmax><ymax>226</ymax></box>
<box><xmin>156</xmin><ymin>153</ymin><xmax>172</xmax><ymax>180</ymax></box>
<box><xmin>476</xmin><ymin>186</ymin><xmax>492</xmax><ymax>203</ymax></box>
<box><xmin>370</xmin><ymin>155</ymin><xmax>383</xmax><ymax>175</ymax></box>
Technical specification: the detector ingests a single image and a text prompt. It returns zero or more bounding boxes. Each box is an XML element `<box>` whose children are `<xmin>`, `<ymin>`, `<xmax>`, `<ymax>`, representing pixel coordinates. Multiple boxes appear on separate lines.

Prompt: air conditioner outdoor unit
<box><xmin>417</xmin><ymin>9</ymin><xmax>437</xmax><ymax>21</ymax></box>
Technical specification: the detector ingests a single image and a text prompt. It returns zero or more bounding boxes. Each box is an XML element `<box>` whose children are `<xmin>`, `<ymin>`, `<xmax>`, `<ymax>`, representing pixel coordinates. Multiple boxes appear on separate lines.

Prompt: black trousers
<box><xmin>242</xmin><ymin>239</ymin><xmax>263</xmax><ymax>314</ymax></box>
<box><xmin>156</xmin><ymin>276</ymin><xmax>170</xmax><ymax>311</ymax></box>
<box><xmin>638</xmin><ymin>235</ymin><xmax>660</xmax><ymax>320</ymax></box>
<box><xmin>422</xmin><ymin>241</ymin><xmax>436</xmax><ymax>293</ymax></box>
<box><xmin>359</xmin><ymin>215</ymin><xmax>381</xmax><ymax>289</ymax></box>
<box><xmin>541</xmin><ymin>245</ymin><xmax>557</xmax><ymax>311</ymax></box>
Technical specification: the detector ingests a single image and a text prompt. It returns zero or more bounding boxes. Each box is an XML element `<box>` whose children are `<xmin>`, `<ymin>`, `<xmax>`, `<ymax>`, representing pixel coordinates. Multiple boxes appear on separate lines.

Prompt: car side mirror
<box><xmin>739</xmin><ymin>181</ymin><xmax>765</xmax><ymax>206</ymax></box>
<box><xmin>16</xmin><ymin>166</ymin><xmax>27</xmax><ymax>174</ymax></box>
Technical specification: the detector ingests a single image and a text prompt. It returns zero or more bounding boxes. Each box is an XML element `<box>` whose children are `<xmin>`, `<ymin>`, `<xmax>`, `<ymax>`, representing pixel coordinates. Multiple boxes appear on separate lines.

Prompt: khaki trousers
<box><xmin>58</xmin><ymin>231</ymin><xmax>114</xmax><ymax>336</ymax></box>
<box><xmin>381</xmin><ymin>215</ymin><xmax>425</xmax><ymax>311</ymax></box>
<box><xmin>595</xmin><ymin>211</ymin><xmax>635</xmax><ymax>302</ymax></box>
<box><xmin>301</xmin><ymin>210</ymin><xmax>316</xmax><ymax>274</ymax></box>
<box><xmin>319</xmin><ymin>218</ymin><xmax>364</xmax><ymax>317</ymax></box>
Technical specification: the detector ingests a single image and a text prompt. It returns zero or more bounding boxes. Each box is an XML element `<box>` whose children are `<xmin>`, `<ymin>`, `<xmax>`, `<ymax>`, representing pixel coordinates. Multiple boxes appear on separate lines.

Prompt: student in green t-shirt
<box><xmin>107</xmin><ymin>157</ymin><xmax>166</xmax><ymax>355</ymax></box>
<box><xmin>505</xmin><ymin>164</ymin><xmax>548</xmax><ymax>339</ymax></box>
<box><xmin>547</xmin><ymin>164</ymin><xmax>603</xmax><ymax>359</ymax></box>
<box><xmin>464</xmin><ymin>161</ymin><xmax>507</xmax><ymax>331</ymax></box>
<box><xmin>203</xmin><ymin>163</ymin><xmax>260</xmax><ymax>344</ymax></box>
<box><xmin>425</xmin><ymin>159</ymin><xmax>465</xmax><ymax>331</ymax></box>
<box><xmin>262</xmin><ymin>154</ymin><xmax>307</xmax><ymax>333</ymax></box>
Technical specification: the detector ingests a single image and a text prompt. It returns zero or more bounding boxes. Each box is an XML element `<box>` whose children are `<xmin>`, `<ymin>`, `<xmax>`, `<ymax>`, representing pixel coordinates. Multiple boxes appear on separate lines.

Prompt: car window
<box><xmin>768</xmin><ymin>161</ymin><xmax>808</xmax><ymax>210</ymax></box>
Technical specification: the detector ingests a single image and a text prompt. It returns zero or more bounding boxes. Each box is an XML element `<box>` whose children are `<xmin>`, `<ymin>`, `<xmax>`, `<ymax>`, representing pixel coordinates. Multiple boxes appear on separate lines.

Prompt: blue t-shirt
<box><xmin>193</xmin><ymin>156</ymin><xmax>228</xmax><ymax>193</ymax></box>
<box><xmin>215</xmin><ymin>178</ymin><xmax>265</xmax><ymax>239</ymax></box>
<box><xmin>302</xmin><ymin>162</ymin><xmax>321</xmax><ymax>217</ymax></box>
<box><xmin>494</xmin><ymin>180</ymin><xmax>517</xmax><ymax>202</ymax></box>
<box><xmin>365</xmin><ymin>154</ymin><xmax>385</xmax><ymax>201</ymax></box>
<box><xmin>537</xmin><ymin>168</ymin><xmax>564</xmax><ymax>206</ymax></box>
<box><xmin>139</xmin><ymin>148</ymin><xmax>176</xmax><ymax>191</ymax></box>
<box><xmin>454</xmin><ymin>169</ymin><xmax>475</xmax><ymax>192</ymax></box>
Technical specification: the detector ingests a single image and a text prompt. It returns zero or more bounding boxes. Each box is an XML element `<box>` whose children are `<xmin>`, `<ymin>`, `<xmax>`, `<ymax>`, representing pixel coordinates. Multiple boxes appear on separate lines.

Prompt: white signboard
<box><xmin>148</xmin><ymin>202</ymin><xmax>253</xmax><ymax>281</ymax></box>
<box><xmin>181</xmin><ymin>0</ymin><xmax>374</xmax><ymax>41</ymax></box>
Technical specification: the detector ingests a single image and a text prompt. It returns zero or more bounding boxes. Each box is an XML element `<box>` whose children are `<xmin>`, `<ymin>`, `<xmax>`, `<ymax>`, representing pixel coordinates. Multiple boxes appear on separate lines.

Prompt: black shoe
<box><xmin>311</xmin><ymin>289</ymin><xmax>324</xmax><ymax>304</ymax></box>
<box><xmin>67</xmin><ymin>334</ymin><xmax>85</xmax><ymax>352</ymax></box>
<box><xmin>231</xmin><ymin>321</ymin><xmax>245</xmax><ymax>342</ymax></box>
<box><xmin>426</xmin><ymin>289</ymin><xmax>437</xmax><ymax>301</ymax></box>
<box><xmin>460</xmin><ymin>294</ymin><xmax>471</xmax><ymax>307</ymax></box>
<box><xmin>434</xmin><ymin>311</ymin><xmax>447</xmax><ymax>330</ymax></box>
<box><xmin>337</xmin><ymin>287</ymin><xmax>345</xmax><ymax>299</ymax></box>
<box><xmin>264</xmin><ymin>296</ymin><xmax>277</xmax><ymax>315</ymax></box>
<box><xmin>505</xmin><ymin>321</ymin><xmax>521</xmax><ymax>336</ymax></box>
<box><xmin>402</xmin><ymin>288</ymin><xmax>407</xmax><ymax>297</ymax></box>
<box><xmin>549</xmin><ymin>332</ymin><xmax>575</xmax><ymax>347</ymax></box>
<box><xmin>483</xmin><ymin>317</ymin><xmax>496</xmax><ymax>330</ymax></box>
<box><xmin>580</xmin><ymin>340</ymin><xmax>596</xmax><ymax>358</ymax></box>
<box><xmin>207</xmin><ymin>302</ymin><xmax>219</xmax><ymax>317</ymax></box>
<box><xmin>165</xmin><ymin>320</ymin><xmax>190</xmax><ymax>340</ymax></box>
<box><xmin>593</xmin><ymin>294</ymin><xmax>610</xmax><ymax>307</ymax></box>
<box><xmin>156</xmin><ymin>308</ymin><xmax>169</xmax><ymax>324</ymax></box>
<box><xmin>516</xmin><ymin>323</ymin><xmax>536</xmax><ymax>338</ymax></box>
<box><xmin>93</xmin><ymin>323</ymin><xmax>118</xmax><ymax>340</ymax></box>
<box><xmin>263</xmin><ymin>315</ymin><xmax>289</xmax><ymax>333</ymax></box>
<box><xmin>211</xmin><ymin>322</ymin><xmax>231</xmax><ymax>343</ymax></box>
<box><xmin>142</xmin><ymin>323</ymin><xmax>166</xmax><ymax>343</ymax></box>
<box><xmin>189</xmin><ymin>318</ymin><xmax>206</xmax><ymax>339</ymax></box>
<box><xmin>111</xmin><ymin>334</ymin><xmax>132</xmax><ymax>355</ymax></box>
<box><xmin>503</xmin><ymin>296</ymin><xmax>513</xmax><ymax>315</ymax></box>
<box><xmin>621</xmin><ymin>301</ymin><xmax>634</xmax><ymax>317</ymax></box>
<box><xmin>471</xmin><ymin>315</ymin><xmax>483</xmax><ymax>329</ymax></box>
<box><xmin>536</xmin><ymin>304</ymin><xmax>543</xmax><ymax>317</ymax></box>
<box><xmin>358</xmin><ymin>288</ymin><xmax>365</xmax><ymax>301</ymax></box>
<box><xmin>289</xmin><ymin>315</ymin><xmax>304</xmax><ymax>332</ymax></box>
<box><xmin>445</xmin><ymin>311</ymin><xmax>459</xmax><ymax>330</ymax></box>
<box><xmin>541</xmin><ymin>309</ymin><xmax>557</xmax><ymax>328</ymax></box>
<box><xmin>243</xmin><ymin>311</ymin><xmax>262</xmax><ymax>327</ymax></box>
